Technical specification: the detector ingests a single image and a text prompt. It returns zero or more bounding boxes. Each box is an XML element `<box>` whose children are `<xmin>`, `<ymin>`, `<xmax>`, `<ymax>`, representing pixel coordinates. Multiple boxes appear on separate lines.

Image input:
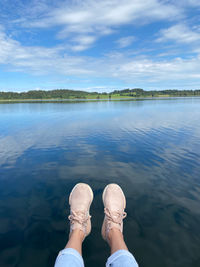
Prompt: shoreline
<box><xmin>0</xmin><ymin>95</ymin><xmax>200</xmax><ymax>103</ymax></box>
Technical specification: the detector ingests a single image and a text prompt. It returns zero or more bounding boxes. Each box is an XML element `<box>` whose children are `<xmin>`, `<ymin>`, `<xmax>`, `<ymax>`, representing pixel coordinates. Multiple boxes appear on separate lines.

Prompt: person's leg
<box><xmin>107</xmin><ymin>228</ymin><xmax>128</xmax><ymax>255</ymax></box>
<box><xmin>65</xmin><ymin>229</ymin><xmax>84</xmax><ymax>255</ymax></box>
<box><xmin>106</xmin><ymin>228</ymin><xmax>138</xmax><ymax>267</ymax></box>
<box><xmin>54</xmin><ymin>183</ymin><xmax>93</xmax><ymax>267</ymax></box>
<box><xmin>101</xmin><ymin>184</ymin><xmax>139</xmax><ymax>267</ymax></box>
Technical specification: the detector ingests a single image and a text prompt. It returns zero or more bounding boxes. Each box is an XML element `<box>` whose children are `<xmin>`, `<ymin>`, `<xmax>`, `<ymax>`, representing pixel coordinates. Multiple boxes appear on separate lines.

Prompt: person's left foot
<box><xmin>68</xmin><ymin>183</ymin><xmax>94</xmax><ymax>239</ymax></box>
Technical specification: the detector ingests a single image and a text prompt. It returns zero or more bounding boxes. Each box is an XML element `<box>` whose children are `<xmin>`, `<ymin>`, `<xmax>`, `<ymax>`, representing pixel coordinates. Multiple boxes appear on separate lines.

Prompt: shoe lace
<box><xmin>68</xmin><ymin>210</ymin><xmax>90</xmax><ymax>225</ymax></box>
<box><xmin>104</xmin><ymin>207</ymin><xmax>127</xmax><ymax>225</ymax></box>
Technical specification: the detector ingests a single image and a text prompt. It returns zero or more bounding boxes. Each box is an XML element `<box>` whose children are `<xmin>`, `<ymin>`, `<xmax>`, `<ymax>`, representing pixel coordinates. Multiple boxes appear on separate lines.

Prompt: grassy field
<box><xmin>0</xmin><ymin>95</ymin><xmax>174</xmax><ymax>102</ymax></box>
<box><xmin>1</xmin><ymin>93</ymin><xmax>200</xmax><ymax>102</ymax></box>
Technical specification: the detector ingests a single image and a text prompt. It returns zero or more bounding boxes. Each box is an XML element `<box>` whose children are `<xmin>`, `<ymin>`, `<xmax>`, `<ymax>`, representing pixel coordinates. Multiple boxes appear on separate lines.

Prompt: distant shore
<box><xmin>0</xmin><ymin>88</ymin><xmax>200</xmax><ymax>102</ymax></box>
<box><xmin>1</xmin><ymin>96</ymin><xmax>200</xmax><ymax>103</ymax></box>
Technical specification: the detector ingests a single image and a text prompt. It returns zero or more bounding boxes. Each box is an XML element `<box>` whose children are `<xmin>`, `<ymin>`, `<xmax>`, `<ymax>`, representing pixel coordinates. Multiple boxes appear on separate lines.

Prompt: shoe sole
<box><xmin>102</xmin><ymin>183</ymin><xmax>126</xmax><ymax>209</ymax></box>
<box><xmin>69</xmin><ymin>183</ymin><xmax>94</xmax><ymax>205</ymax></box>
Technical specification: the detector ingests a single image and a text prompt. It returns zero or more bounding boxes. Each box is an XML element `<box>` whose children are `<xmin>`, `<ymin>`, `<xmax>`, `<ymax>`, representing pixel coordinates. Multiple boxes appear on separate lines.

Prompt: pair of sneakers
<box><xmin>68</xmin><ymin>183</ymin><xmax>127</xmax><ymax>240</ymax></box>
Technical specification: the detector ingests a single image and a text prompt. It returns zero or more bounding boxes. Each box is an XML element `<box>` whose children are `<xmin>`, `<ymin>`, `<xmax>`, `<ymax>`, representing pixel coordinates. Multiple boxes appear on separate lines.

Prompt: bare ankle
<box><xmin>70</xmin><ymin>229</ymin><xmax>85</xmax><ymax>241</ymax></box>
<box><xmin>108</xmin><ymin>228</ymin><xmax>123</xmax><ymax>242</ymax></box>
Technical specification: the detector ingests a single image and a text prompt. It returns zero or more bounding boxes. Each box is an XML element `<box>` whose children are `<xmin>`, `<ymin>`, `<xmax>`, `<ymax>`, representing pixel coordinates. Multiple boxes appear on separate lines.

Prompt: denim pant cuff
<box><xmin>57</xmin><ymin>248</ymin><xmax>84</xmax><ymax>266</ymax></box>
<box><xmin>106</xmin><ymin>249</ymin><xmax>138</xmax><ymax>267</ymax></box>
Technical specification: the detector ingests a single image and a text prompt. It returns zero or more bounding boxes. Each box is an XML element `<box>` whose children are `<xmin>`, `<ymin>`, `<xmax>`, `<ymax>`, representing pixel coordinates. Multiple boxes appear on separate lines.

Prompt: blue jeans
<box><xmin>54</xmin><ymin>248</ymin><xmax>139</xmax><ymax>267</ymax></box>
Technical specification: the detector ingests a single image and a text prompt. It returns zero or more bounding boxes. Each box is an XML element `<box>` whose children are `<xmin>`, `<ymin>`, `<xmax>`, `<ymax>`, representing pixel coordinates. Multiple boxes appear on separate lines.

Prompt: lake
<box><xmin>0</xmin><ymin>98</ymin><xmax>200</xmax><ymax>267</ymax></box>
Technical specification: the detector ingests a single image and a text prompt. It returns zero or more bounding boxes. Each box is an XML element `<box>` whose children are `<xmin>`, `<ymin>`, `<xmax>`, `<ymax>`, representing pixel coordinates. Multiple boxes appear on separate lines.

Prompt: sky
<box><xmin>0</xmin><ymin>0</ymin><xmax>200</xmax><ymax>92</ymax></box>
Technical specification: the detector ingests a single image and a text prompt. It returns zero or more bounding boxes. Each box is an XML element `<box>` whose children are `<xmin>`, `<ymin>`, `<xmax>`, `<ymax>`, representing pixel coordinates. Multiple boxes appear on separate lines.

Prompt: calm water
<box><xmin>0</xmin><ymin>98</ymin><xmax>200</xmax><ymax>267</ymax></box>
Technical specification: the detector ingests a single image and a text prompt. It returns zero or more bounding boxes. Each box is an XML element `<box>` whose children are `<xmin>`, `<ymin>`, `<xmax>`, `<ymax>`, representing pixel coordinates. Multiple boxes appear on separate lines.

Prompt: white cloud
<box><xmin>116</xmin><ymin>36</ymin><xmax>135</xmax><ymax>48</ymax></box>
<box><xmin>70</xmin><ymin>35</ymin><xmax>97</xmax><ymax>51</ymax></box>
<box><xmin>27</xmin><ymin>0</ymin><xmax>180</xmax><ymax>29</ymax></box>
<box><xmin>0</xmin><ymin>28</ymin><xmax>94</xmax><ymax>75</ymax></box>
<box><xmin>114</xmin><ymin>56</ymin><xmax>200</xmax><ymax>83</ymax></box>
<box><xmin>1</xmin><ymin>1</ymin><xmax>200</xmax><ymax>89</ymax></box>
<box><xmin>157</xmin><ymin>24</ymin><xmax>200</xmax><ymax>44</ymax></box>
<box><xmin>1</xmin><ymin>25</ymin><xmax>200</xmax><ymax>88</ymax></box>
<box><xmin>0</xmin><ymin>0</ymin><xmax>186</xmax><ymax>56</ymax></box>
<box><xmin>15</xmin><ymin>0</ymin><xmax>181</xmax><ymax>50</ymax></box>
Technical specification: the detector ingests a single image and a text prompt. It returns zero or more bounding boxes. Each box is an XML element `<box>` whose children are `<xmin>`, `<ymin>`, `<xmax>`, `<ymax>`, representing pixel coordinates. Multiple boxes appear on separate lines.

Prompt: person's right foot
<box><xmin>68</xmin><ymin>183</ymin><xmax>93</xmax><ymax>239</ymax></box>
<box><xmin>101</xmin><ymin>184</ymin><xmax>127</xmax><ymax>240</ymax></box>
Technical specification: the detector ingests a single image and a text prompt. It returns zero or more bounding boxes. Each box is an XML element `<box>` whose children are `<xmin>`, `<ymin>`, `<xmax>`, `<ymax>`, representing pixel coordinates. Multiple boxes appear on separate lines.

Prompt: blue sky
<box><xmin>0</xmin><ymin>0</ymin><xmax>200</xmax><ymax>92</ymax></box>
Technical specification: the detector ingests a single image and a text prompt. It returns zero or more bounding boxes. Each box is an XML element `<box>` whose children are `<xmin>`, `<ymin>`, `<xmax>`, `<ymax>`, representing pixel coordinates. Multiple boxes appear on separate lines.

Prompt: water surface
<box><xmin>0</xmin><ymin>98</ymin><xmax>200</xmax><ymax>267</ymax></box>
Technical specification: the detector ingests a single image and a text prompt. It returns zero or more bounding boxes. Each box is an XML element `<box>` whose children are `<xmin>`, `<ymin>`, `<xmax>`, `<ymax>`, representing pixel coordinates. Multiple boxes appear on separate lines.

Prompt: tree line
<box><xmin>0</xmin><ymin>88</ymin><xmax>200</xmax><ymax>100</ymax></box>
<box><xmin>111</xmin><ymin>88</ymin><xmax>200</xmax><ymax>97</ymax></box>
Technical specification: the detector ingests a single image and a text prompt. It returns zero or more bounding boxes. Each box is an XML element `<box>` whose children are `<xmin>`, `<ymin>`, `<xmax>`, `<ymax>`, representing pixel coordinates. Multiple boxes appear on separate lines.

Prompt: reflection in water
<box><xmin>0</xmin><ymin>98</ymin><xmax>200</xmax><ymax>267</ymax></box>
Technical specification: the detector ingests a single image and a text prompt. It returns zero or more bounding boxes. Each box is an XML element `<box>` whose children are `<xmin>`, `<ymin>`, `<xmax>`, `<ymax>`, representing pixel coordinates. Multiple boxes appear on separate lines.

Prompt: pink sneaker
<box><xmin>68</xmin><ymin>183</ymin><xmax>93</xmax><ymax>238</ymax></box>
<box><xmin>101</xmin><ymin>184</ymin><xmax>127</xmax><ymax>240</ymax></box>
